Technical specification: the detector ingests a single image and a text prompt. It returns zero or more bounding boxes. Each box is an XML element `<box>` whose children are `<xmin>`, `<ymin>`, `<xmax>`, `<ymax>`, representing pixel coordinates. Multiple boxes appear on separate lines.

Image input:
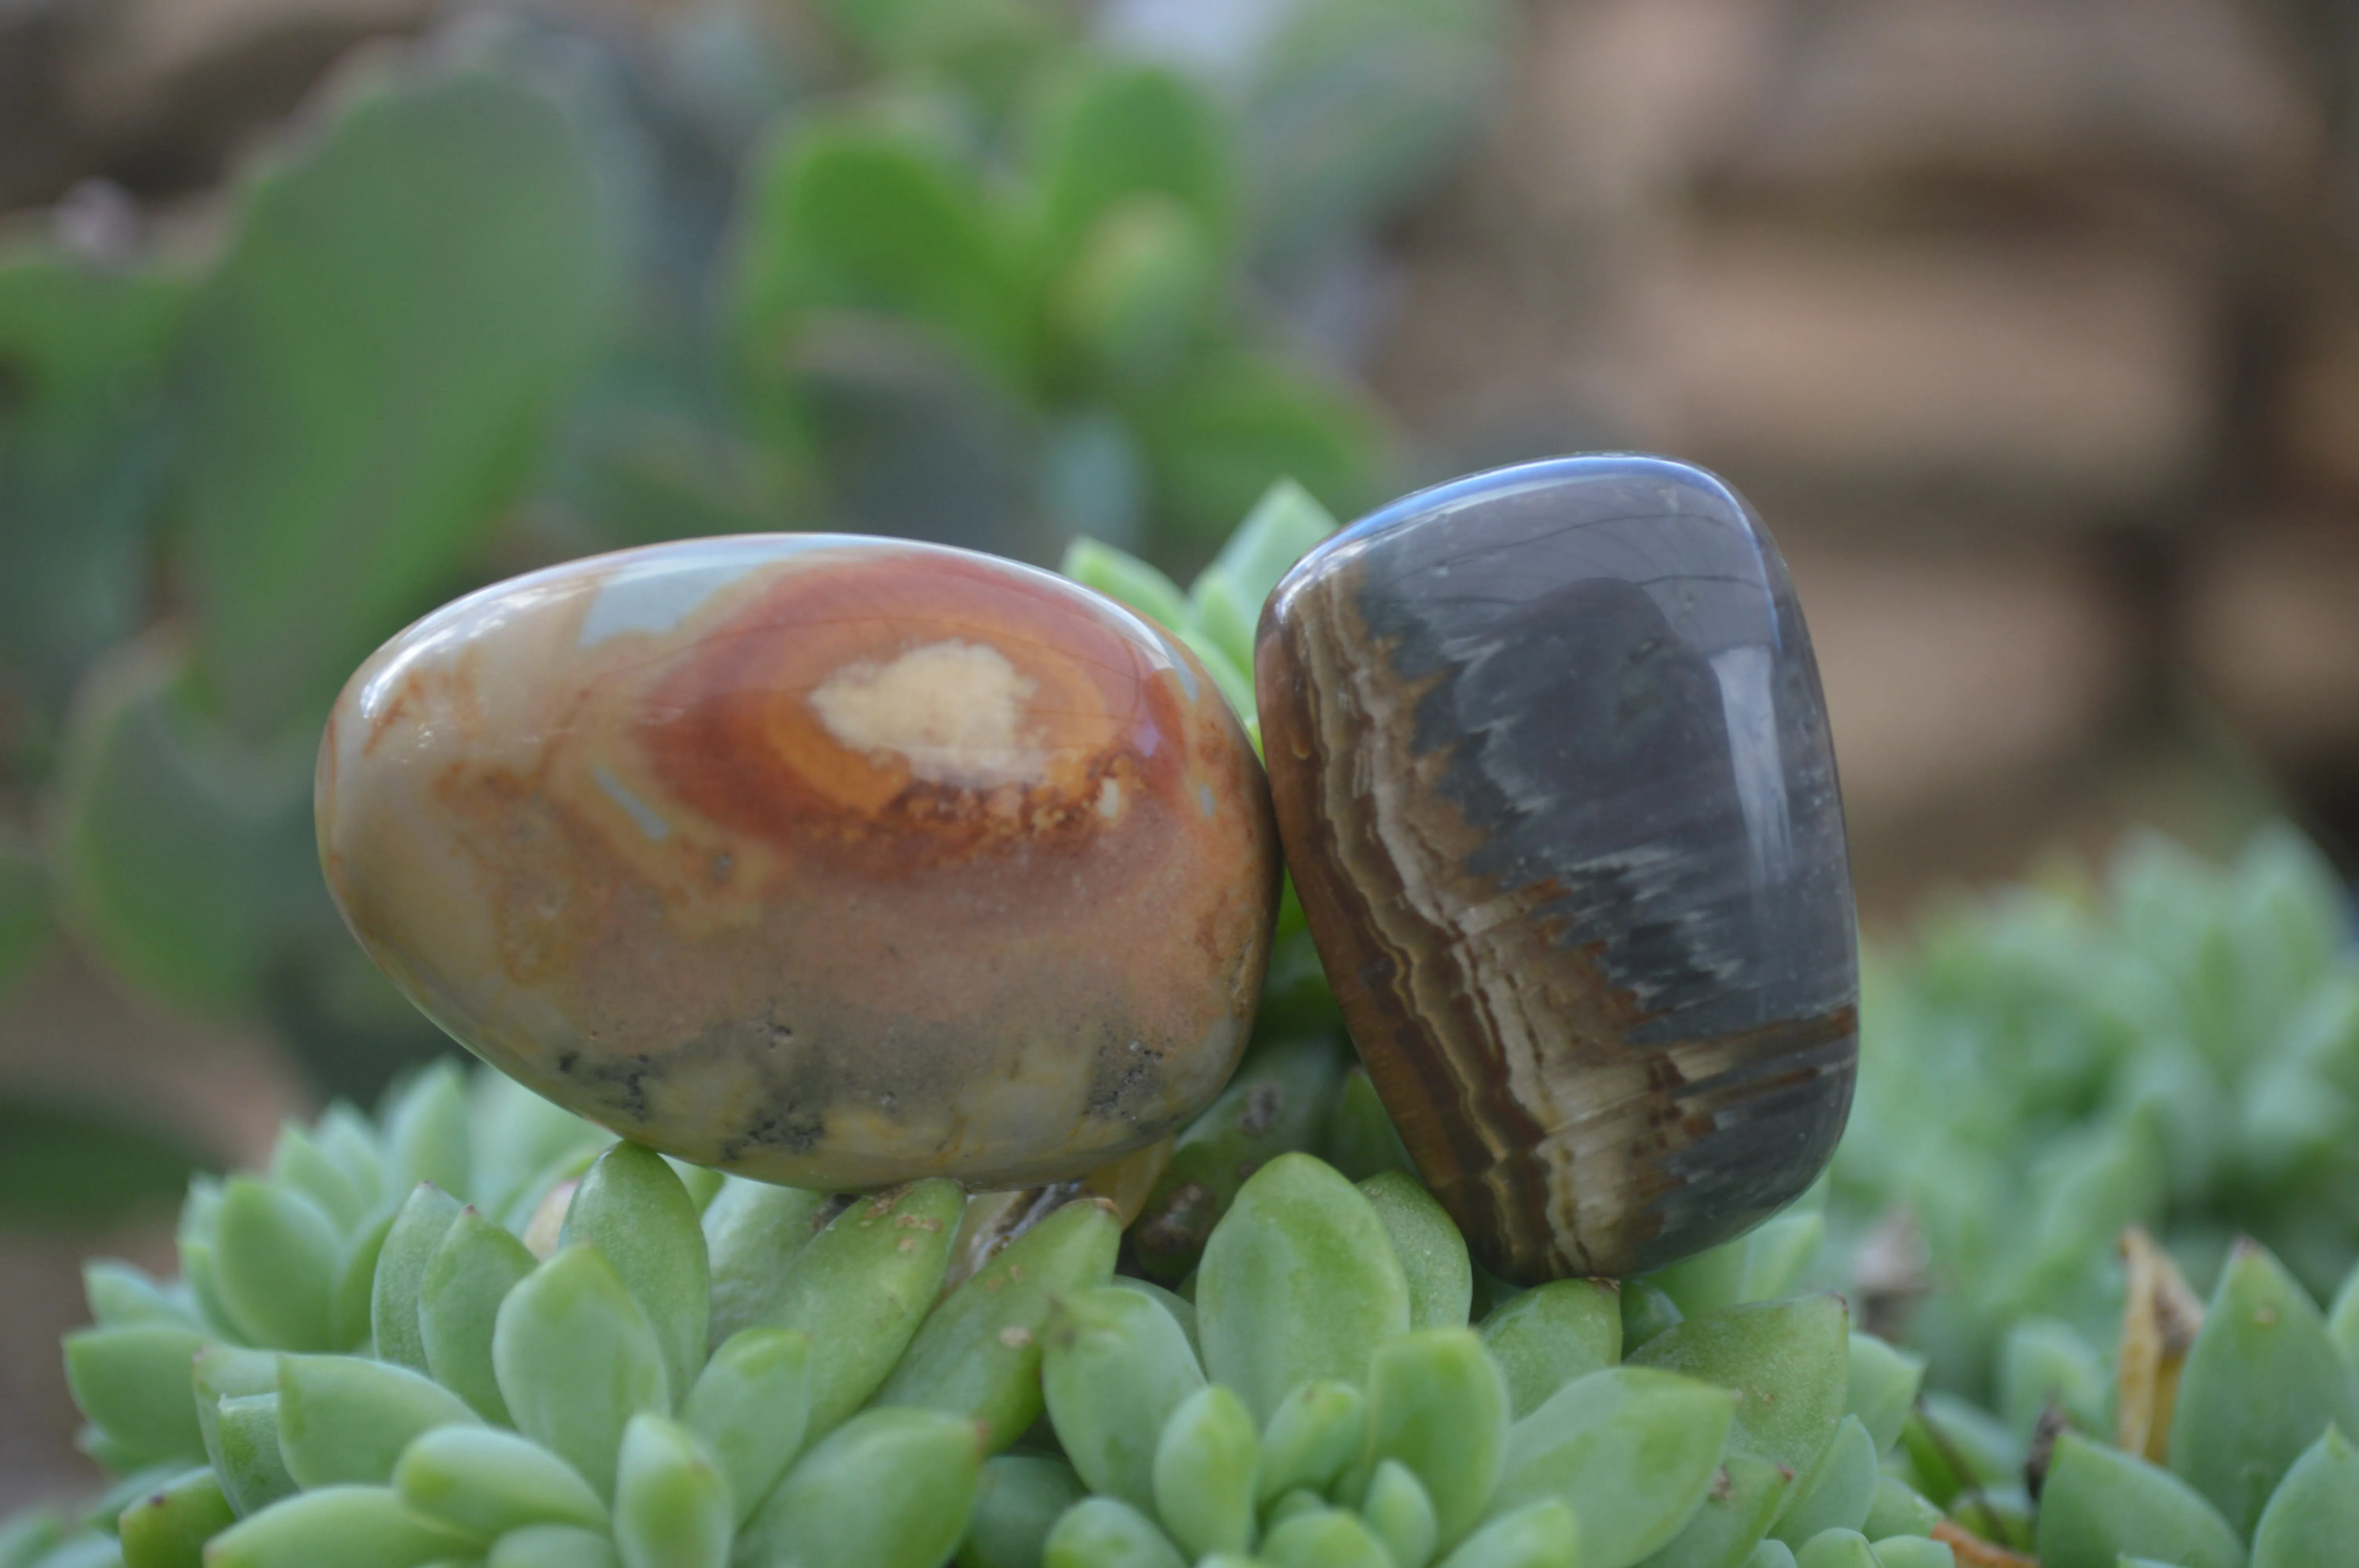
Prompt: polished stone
<box><xmin>319</xmin><ymin>535</ymin><xmax>1279</xmax><ymax>1190</ymax></box>
<box><xmin>1255</xmin><ymin>456</ymin><xmax>1857</xmax><ymax>1282</ymax></box>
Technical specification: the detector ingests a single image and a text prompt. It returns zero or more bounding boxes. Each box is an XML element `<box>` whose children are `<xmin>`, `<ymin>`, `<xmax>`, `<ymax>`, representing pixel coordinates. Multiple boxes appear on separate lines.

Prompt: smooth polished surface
<box><xmin>320</xmin><ymin>535</ymin><xmax>1279</xmax><ymax>1189</ymax></box>
<box><xmin>1256</xmin><ymin>456</ymin><xmax>1857</xmax><ymax>1282</ymax></box>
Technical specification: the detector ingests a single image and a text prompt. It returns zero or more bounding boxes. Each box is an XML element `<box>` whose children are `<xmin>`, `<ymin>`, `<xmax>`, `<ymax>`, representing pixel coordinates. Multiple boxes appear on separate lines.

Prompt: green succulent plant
<box><xmin>36</xmin><ymin>1038</ymin><xmax>2359</xmax><ymax>1568</ymax></box>
<box><xmin>0</xmin><ymin>1062</ymin><xmax>1913</xmax><ymax>1568</ymax></box>
<box><xmin>1830</xmin><ymin>825</ymin><xmax>2359</xmax><ymax>1401</ymax></box>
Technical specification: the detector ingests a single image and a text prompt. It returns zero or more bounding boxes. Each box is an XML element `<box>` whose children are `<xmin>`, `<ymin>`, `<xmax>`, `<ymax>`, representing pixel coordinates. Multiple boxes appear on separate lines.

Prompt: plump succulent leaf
<box><xmin>1895</xmin><ymin>1395</ymin><xmax>2019</xmax><ymax>1508</ymax></box>
<box><xmin>1057</xmin><ymin>538</ymin><xmax>1190</xmax><ymax>630</ymax></box>
<box><xmin>1359</xmin><ymin>1171</ymin><xmax>1475</xmax><ymax>1333</ymax></box>
<box><xmin>1359</xmin><ymin>1328</ymin><xmax>1509</xmax><ymax>1549</ymax></box>
<box><xmin>1792</xmin><ymin>1530</ymin><xmax>1876</xmax><ymax>1568</ymax></box>
<box><xmin>202</xmin><ymin>1485</ymin><xmax>477</xmax><ymax>1568</ymax></box>
<box><xmin>1492</xmin><ymin>1365</ymin><xmax>1736</xmax><ymax>1568</ymax></box>
<box><xmin>1042</xmin><ymin>1496</ymin><xmax>1184</xmax><ymax>1568</ymax></box>
<box><xmin>62</xmin><ymin>1326</ymin><xmax>209</xmax><ymax>1465</ymax></box>
<box><xmin>1739</xmin><ymin>1213</ymin><xmax>1826</xmax><ymax>1305</ymax></box>
<box><xmin>1437</xmin><ymin>1498</ymin><xmax>1580</xmax><ymax>1568</ymax></box>
<box><xmin>382</xmin><ymin>1063</ymin><xmax>473</xmax><ymax>1200</ymax></box>
<box><xmin>1632</xmin><ymin>1296</ymin><xmax>1848</xmax><ymax>1477</ymax></box>
<box><xmin>1857</xmin><ymin>1477</ymin><xmax>1942</xmax><ymax>1543</ymax></box>
<box><xmin>1256</xmin><ymin>1379</ymin><xmax>1369</xmax><ymax>1507</ymax></box>
<box><xmin>2167</xmin><ymin>1239</ymin><xmax>2359</xmax><ymax>1539</ymax></box>
<box><xmin>700</xmin><ymin>1180</ymin><xmax>831</xmax><ymax>1348</ymax></box>
<box><xmin>1043</xmin><ymin>1285</ymin><xmax>1205</xmax><ymax>1514</ymax></box>
<box><xmin>1874</xmin><ymin>1538</ymin><xmax>1955</xmax><ymax>1568</ymax></box>
<box><xmin>1621</xmin><ymin>1280</ymin><xmax>1685</xmax><ymax>1355</ymax></box>
<box><xmin>611</xmin><ymin>1413</ymin><xmax>730</xmax><ymax>1568</ymax></box>
<box><xmin>115</xmin><ymin>1465</ymin><xmax>235</xmax><ymax>1568</ymax></box>
<box><xmin>559</xmin><ymin>1143</ymin><xmax>711</xmax><ymax>1405</ymax></box>
<box><xmin>419</xmin><ymin>1207</ymin><xmax>537</xmax><ymax>1425</ymax></box>
<box><xmin>1362</xmin><ymin>1457</ymin><xmax>1441</xmax><ymax>1568</ymax></box>
<box><xmin>492</xmin><ymin>1245</ymin><xmax>669</xmax><ymax>1501</ymax></box>
<box><xmin>2328</xmin><ymin>1263</ymin><xmax>2359</xmax><ymax>1370</ymax></box>
<box><xmin>1841</xmin><ymin>1335</ymin><xmax>1924</xmax><ymax>1455</ymax></box>
<box><xmin>680</xmin><ymin>1328</ymin><xmax>809</xmax><ymax>1526</ymax></box>
<box><xmin>210</xmin><ymin>1394</ymin><xmax>297</xmax><ymax>1518</ymax></box>
<box><xmin>737</xmin><ymin>1407</ymin><xmax>983</xmax><ymax>1568</ymax></box>
<box><xmin>1635</xmin><ymin>1448</ymin><xmax>1792</xmax><ymax>1568</ymax></box>
<box><xmin>371</xmin><ymin>1185</ymin><xmax>463</xmax><ymax>1372</ymax></box>
<box><xmin>488</xmin><ymin>1522</ymin><xmax>620</xmax><ymax>1567</ymax></box>
<box><xmin>2034</xmin><ymin>1431</ymin><xmax>2245</xmax><ymax>1568</ymax></box>
<box><xmin>1770</xmin><ymin>1416</ymin><xmax>1877</xmax><ymax>1548</ymax></box>
<box><xmin>750</xmin><ymin>1179</ymin><xmax>965</xmax><ymax>1439</ymax></box>
<box><xmin>871</xmin><ymin>1195</ymin><xmax>1119</xmax><ymax>1450</ymax></box>
<box><xmin>175</xmin><ymin>58</ymin><xmax>620</xmax><ymax>740</ymax></box>
<box><xmin>1152</xmin><ymin>1383</ymin><xmax>1257</xmax><ymax>1559</ymax></box>
<box><xmin>1646</xmin><ymin>1239</ymin><xmax>1753</xmax><ymax>1322</ymax></box>
<box><xmin>2250</xmin><ymin>1425</ymin><xmax>2359</xmax><ymax>1568</ymax></box>
<box><xmin>209</xmin><ymin>1178</ymin><xmax>345</xmax><ymax>1352</ymax></box>
<box><xmin>1197</xmin><ymin>1152</ymin><xmax>1411</xmax><ymax>1426</ymax></box>
<box><xmin>393</xmin><ymin>1423</ymin><xmax>606</xmax><ymax>1539</ymax></box>
<box><xmin>1481</xmin><ymin>1280</ymin><xmax>1623</xmax><ymax>1421</ymax></box>
<box><xmin>274</xmin><ymin>1354</ymin><xmax>479</xmax><ymax>1489</ymax></box>
<box><xmin>1133</xmin><ymin>1036</ymin><xmax>1350</xmax><ymax>1280</ymax></box>
<box><xmin>962</xmin><ymin>1454</ymin><xmax>1089</xmax><ymax>1568</ymax></box>
<box><xmin>1262</xmin><ymin>1505</ymin><xmax>1394</xmax><ymax>1568</ymax></box>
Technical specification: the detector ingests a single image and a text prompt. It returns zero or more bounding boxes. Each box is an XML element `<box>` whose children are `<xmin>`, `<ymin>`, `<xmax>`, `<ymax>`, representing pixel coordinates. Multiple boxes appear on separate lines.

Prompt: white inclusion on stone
<box><xmin>808</xmin><ymin>641</ymin><xmax>1048</xmax><ymax>788</ymax></box>
<box><xmin>593</xmin><ymin>764</ymin><xmax>671</xmax><ymax>842</ymax></box>
<box><xmin>1098</xmin><ymin>778</ymin><xmax>1123</xmax><ymax>818</ymax></box>
<box><xmin>1708</xmin><ymin>644</ymin><xmax>1792</xmax><ymax>886</ymax></box>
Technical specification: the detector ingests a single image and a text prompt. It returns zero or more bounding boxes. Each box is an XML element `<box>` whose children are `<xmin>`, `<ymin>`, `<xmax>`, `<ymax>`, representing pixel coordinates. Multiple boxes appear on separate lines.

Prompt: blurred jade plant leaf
<box><xmin>0</xmin><ymin>238</ymin><xmax>189</xmax><ymax>703</ymax></box>
<box><xmin>173</xmin><ymin>54</ymin><xmax>624</xmax><ymax>741</ymax></box>
<box><xmin>1027</xmin><ymin>60</ymin><xmax>1234</xmax><ymax>274</ymax></box>
<box><xmin>736</xmin><ymin>120</ymin><xmax>1034</xmax><ymax>390</ymax></box>
<box><xmin>0</xmin><ymin>828</ymin><xmax>52</xmax><ymax>998</ymax></box>
<box><xmin>49</xmin><ymin>636</ymin><xmax>320</xmax><ymax>1013</ymax></box>
<box><xmin>0</xmin><ymin>1094</ymin><xmax>212</xmax><ymax>1228</ymax></box>
<box><xmin>1133</xmin><ymin>349</ymin><xmax>1384</xmax><ymax>547</ymax></box>
<box><xmin>1241</xmin><ymin>0</ymin><xmax>1509</xmax><ymax>276</ymax></box>
<box><xmin>731</xmin><ymin>59</ymin><xmax>1387</xmax><ymax>557</ymax></box>
<box><xmin>818</xmin><ymin>0</ymin><xmax>1071</xmax><ymax>116</ymax></box>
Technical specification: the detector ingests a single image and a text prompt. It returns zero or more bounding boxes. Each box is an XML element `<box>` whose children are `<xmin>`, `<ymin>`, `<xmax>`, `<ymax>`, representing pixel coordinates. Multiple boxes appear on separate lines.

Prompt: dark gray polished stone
<box><xmin>1255</xmin><ymin>455</ymin><xmax>1857</xmax><ymax>1282</ymax></box>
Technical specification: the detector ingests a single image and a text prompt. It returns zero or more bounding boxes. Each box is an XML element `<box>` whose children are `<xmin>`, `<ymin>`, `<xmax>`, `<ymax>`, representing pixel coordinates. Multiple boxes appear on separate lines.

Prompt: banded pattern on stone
<box><xmin>1256</xmin><ymin>456</ymin><xmax>1857</xmax><ymax>1282</ymax></box>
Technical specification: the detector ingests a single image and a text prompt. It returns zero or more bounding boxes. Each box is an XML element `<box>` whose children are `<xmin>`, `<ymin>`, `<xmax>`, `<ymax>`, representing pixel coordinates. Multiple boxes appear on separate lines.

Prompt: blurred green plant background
<box><xmin>0</xmin><ymin>0</ymin><xmax>1507</xmax><ymax>1215</ymax></box>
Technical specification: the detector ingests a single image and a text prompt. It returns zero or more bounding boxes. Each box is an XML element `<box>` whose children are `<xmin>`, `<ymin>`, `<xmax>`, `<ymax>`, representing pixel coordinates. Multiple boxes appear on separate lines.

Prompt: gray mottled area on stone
<box><xmin>1340</xmin><ymin>455</ymin><xmax>1856</xmax><ymax>1047</ymax></box>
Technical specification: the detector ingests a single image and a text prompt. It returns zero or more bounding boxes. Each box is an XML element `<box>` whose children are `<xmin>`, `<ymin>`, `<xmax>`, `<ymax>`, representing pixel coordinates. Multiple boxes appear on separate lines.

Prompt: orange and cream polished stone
<box><xmin>317</xmin><ymin>535</ymin><xmax>1279</xmax><ymax>1189</ymax></box>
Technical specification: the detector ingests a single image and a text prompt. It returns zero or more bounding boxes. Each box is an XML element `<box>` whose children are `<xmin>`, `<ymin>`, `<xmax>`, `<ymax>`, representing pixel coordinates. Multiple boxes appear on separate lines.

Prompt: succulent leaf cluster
<box><xmin>13</xmin><ymin>860</ymin><xmax>2359</xmax><ymax>1568</ymax></box>
<box><xmin>1832</xmin><ymin>828</ymin><xmax>2359</xmax><ymax>1395</ymax></box>
<box><xmin>1884</xmin><ymin>1228</ymin><xmax>2359</xmax><ymax>1568</ymax></box>
<box><xmin>18</xmin><ymin>1067</ymin><xmax>1987</xmax><ymax>1568</ymax></box>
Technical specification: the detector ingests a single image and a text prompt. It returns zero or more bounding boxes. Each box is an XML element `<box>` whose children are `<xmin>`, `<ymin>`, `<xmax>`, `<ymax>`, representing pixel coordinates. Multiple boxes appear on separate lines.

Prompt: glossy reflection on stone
<box><xmin>319</xmin><ymin>535</ymin><xmax>1279</xmax><ymax>1190</ymax></box>
<box><xmin>1256</xmin><ymin>456</ymin><xmax>1857</xmax><ymax>1284</ymax></box>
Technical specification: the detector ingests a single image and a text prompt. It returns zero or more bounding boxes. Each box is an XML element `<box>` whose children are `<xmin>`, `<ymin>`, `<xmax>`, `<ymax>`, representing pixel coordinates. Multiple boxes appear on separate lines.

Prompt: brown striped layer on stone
<box><xmin>1256</xmin><ymin>456</ymin><xmax>1858</xmax><ymax>1282</ymax></box>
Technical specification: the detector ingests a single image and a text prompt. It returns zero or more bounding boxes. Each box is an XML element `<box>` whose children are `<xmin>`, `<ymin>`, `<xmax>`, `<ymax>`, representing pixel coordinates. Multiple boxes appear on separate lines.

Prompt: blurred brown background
<box><xmin>4</xmin><ymin>0</ymin><xmax>2357</xmax><ymax>1510</ymax></box>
